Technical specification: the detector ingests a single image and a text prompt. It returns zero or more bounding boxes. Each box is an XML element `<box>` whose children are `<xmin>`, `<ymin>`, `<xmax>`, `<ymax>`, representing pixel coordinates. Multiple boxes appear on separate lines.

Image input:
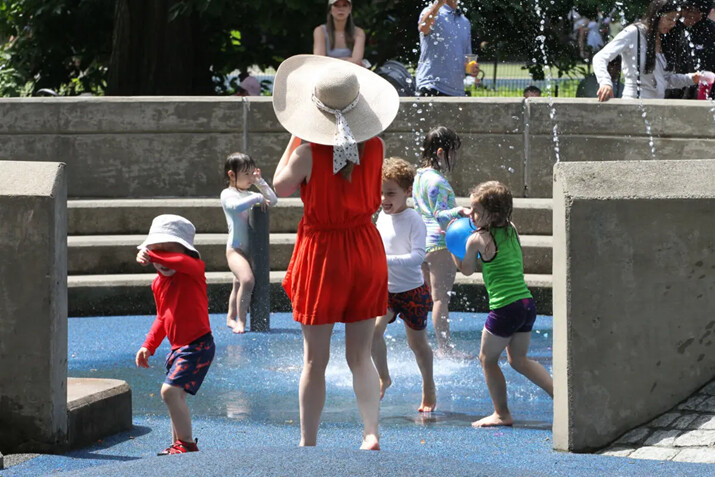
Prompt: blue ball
<box><xmin>445</xmin><ymin>216</ymin><xmax>477</xmax><ymax>260</ymax></box>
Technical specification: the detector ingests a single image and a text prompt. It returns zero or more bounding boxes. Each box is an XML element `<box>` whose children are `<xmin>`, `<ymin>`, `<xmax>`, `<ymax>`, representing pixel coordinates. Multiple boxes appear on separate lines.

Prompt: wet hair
<box><xmin>420</xmin><ymin>126</ymin><xmax>461</xmax><ymax>172</ymax></box>
<box><xmin>470</xmin><ymin>181</ymin><xmax>513</xmax><ymax>231</ymax></box>
<box><xmin>639</xmin><ymin>0</ymin><xmax>681</xmax><ymax>74</ymax></box>
<box><xmin>224</xmin><ymin>152</ymin><xmax>256</xmax><ymax>186</ymax></box>
<box><xmin>326</xmin><ymin>0</ymin><xmax>355</xmax><ymax>51</ymax></box>
<box><xmin>382</xmin><ymin>157</ymin><xmax>415</xmax><ymax>191</ymax></box>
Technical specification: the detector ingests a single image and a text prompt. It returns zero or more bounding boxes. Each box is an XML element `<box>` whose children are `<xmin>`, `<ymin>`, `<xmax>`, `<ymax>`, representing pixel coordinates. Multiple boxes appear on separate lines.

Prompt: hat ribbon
<box><xmin>311</xmin><ymin>92</ymin><xmax>361</xmax><ymax>174</ymax></box>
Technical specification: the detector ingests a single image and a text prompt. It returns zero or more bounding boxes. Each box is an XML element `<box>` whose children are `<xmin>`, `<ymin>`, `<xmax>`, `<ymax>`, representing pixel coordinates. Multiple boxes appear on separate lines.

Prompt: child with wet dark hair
<box><xmin>452</xmin><ymin>181</ymin><xmax>553</xmax><ymax>428</ymax></box>
<box><xmin>221</xmin><ymin>152</ymin><xmax>278</xmax><ymax>333</ymax></box>
<box><xmin>412</xmin><ymin>126</ymin><xmax>471</xmax><ymax>359</ymax></box>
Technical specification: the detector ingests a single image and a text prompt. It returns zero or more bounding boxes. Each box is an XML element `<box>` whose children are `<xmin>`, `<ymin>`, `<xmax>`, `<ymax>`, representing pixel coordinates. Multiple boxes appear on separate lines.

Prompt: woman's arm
<box><xmin>594</xmin><ymin>25</ymin><xmax>636</xmax><ymax>101</ymax></box>
<box><xmin>664</xmin><ymin>71</ymin><xmax>698</xmax><ymax>89</ymax></box>
<box><xmin>347</xmin><ymin>27</ymin><xmax>366</xmax><ymax>66</ymax></box>
<box><xmin>273</xmin><ymin>142</ymin><xmax>312</xmax><ymax>197</ymax></box>
<box><xmin>313</xmin><ymin>25</ymin><xmax>327</xmax><ymax>56</ymax></box>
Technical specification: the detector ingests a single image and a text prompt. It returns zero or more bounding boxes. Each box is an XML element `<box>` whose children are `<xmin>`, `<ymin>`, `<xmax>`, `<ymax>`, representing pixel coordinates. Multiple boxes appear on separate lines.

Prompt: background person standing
<box><xmin>416</xmin><ymin>0</ymin><xmax>479</xmax><ymax>96</ymax></box>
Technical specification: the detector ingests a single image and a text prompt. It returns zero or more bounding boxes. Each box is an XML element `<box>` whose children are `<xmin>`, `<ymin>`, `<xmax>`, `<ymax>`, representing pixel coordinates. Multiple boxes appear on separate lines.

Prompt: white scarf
<box><xmin>311</xmin><ymin>93</ymin><xmax>361</xmax><ymax>174</ymax></box>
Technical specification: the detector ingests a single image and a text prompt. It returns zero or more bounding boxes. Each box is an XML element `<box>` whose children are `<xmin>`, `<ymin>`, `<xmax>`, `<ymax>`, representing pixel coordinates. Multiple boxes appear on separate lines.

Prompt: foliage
<box><xmin>0</xmin><ymin>0</ymin><xmax>654</xmax><ymax>96</ymax></box>
<box><xmin>0</xmin><ymin>0</ymin><xmax>113</xmax><ymax>96</ymax></box>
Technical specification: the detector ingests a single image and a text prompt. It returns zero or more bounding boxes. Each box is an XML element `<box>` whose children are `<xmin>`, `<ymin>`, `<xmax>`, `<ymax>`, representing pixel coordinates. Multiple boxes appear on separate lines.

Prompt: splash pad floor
<box><xmin>4</xmin><ymin>313</ymin><xmax>712</xmax><ymax>476</ymax></box>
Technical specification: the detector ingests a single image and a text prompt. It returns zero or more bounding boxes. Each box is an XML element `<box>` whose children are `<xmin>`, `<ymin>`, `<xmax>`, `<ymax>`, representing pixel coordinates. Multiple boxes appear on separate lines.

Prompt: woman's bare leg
<box><xmin>299</xmin><ymin>323</ymin><xmax>334</xmax><ymax>446</ymax></box>
<box><xmin>346</xmin><ymin>318</ymin><xmax>380</xmax><ymax>450</ymax></box>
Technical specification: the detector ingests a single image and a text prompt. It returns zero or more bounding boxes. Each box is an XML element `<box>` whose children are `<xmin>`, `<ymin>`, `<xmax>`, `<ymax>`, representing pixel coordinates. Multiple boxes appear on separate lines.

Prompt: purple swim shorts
<box><xmin>485</xmin><ymin>298</ymin><xmax>537</xmax><ymax>338</ymax></box>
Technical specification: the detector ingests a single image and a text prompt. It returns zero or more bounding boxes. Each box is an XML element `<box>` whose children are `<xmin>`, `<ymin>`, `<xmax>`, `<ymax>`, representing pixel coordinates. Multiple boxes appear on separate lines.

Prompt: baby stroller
<box><xmin>375</xmin><ymin>60</ymin><xmax>415</xmax><ymax>96</ymax></box>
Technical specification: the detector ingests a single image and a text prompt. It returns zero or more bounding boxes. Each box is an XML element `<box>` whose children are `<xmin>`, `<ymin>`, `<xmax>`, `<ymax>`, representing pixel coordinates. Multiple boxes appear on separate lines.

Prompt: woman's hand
<box><xmin>597</xmin><ymin>85</ymin><xmax>614</xmax><ymax>102</ymax></box>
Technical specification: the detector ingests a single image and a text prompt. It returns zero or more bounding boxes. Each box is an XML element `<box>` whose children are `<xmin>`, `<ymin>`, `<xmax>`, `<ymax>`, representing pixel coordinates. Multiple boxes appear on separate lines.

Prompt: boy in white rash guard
<box><xmin>373</xmin><ymin>157</ymin><xmax>436</xmax><ymax>413</ymax></box>
<box><xmin>221</xmin><ymin>152</ymin><xmax>278</xmax><ymax>333</ymax></box>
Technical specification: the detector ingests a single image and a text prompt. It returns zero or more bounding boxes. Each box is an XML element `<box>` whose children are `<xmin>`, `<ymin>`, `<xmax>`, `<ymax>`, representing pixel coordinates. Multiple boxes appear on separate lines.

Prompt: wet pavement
<box><xmin>2</xmin><ymin>313</ymin><xmax>714</xmax><ymax>476</ymax></box>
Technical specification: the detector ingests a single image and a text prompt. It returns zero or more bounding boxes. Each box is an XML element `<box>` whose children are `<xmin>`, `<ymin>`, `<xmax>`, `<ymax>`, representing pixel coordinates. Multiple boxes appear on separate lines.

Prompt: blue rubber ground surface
<box><xmin>3</xmin><ymin>313</ymin><xmax>714</xmax><ymax>476</ymax></box>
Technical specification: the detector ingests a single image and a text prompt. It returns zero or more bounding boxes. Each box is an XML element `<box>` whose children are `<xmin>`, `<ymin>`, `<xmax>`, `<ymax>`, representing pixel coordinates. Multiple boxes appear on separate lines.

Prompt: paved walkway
<box><xmin>600</xmin><ymin>380</ymin><xmax>715</xmax><ymax>464</ymax></box>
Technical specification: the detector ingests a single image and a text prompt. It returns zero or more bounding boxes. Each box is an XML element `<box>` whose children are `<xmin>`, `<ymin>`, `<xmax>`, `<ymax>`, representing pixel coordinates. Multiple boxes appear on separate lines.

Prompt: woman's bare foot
<box><xmin>379</xmin><ymin>376</ymin><xmax>392</xmax><ymax>400</ymax></box>
<box><xmin>471</xmin><ymin>412</ymin><xmax>513</xmax><ymax>428</ymax></box>
<box><xmin>360</xmin><ymin>434</ymin><xmax>380</xmax><ymax>450</ymax></box>
<box><xmin>417</xmin><ymin>385</ymin><xmax>437</xmax><ymax>412</ymax></box>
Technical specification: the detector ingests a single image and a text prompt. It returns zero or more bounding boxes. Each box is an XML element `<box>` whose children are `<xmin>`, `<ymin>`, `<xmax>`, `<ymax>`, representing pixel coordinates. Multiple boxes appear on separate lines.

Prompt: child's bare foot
<box><xmin>360</xmin><ymin>434</ymin><xmax>380</xmax><ymax>450</ymax></box>
<box><xmin>227</xmin><ymin>318</ymin><xmax>238</xmax><ymax>329</ymax></box>
<box><xmin>379</xmin><ymin>376</ymin><xmax>392</xmax><ymax>400</ymax></box>
<box><xmin>418</xmin><ymin>385</ymin><xmax>437</xmax><ymax>412</ymax></box>
<box><xmin>471</xmin><ymin>412</ymin><xmax>513</xmax><ymax>428</ymax></box>
<box><xmin>232</xmin><ymin>321</ymin><xmax>246</xmax><ymax>334</ymax></box>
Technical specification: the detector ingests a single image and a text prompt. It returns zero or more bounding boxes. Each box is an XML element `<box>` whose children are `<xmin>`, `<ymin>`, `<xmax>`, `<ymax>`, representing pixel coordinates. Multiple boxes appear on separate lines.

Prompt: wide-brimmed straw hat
<box><xmin>272</xmin><ymin>55</ymin><xmax>399</xmax><ymax>149</ymax></box>
<box><xmin>138</xmin><ymin>214</ymin><xmax>200</xmax><ymax>258</ymax></box>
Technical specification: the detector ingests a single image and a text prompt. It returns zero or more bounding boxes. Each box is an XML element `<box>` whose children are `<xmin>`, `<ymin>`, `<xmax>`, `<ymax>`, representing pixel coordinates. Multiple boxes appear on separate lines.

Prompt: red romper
<box><xmin>283</xmin><ymin>137</ymin><xmax>388</xmax><ymax>325</ymax></box>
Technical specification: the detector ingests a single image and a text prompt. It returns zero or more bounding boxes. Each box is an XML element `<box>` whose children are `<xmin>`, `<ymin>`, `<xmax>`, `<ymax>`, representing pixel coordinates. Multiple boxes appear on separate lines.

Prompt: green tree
<box><xmin>0</xmin><ymin>0</ymin><xmax>653</xmax><ymax>96</ymax></box>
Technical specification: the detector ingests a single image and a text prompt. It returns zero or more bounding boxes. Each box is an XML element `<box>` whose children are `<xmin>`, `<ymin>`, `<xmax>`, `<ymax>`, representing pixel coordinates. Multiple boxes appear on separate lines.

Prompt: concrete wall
<box><xmin>0</xmin><ymin>97</ymin><xmax>713</xmax><ymax>199</ymax></box>
<box><xmin>552</xmin><ymin>159</ymin><xmax>715</xmax><ymax>452</ymax></box>
<box><xmin>0</xmin><ymin>161</ymin><xmax>68</xmax><ymax>453</ymax></box>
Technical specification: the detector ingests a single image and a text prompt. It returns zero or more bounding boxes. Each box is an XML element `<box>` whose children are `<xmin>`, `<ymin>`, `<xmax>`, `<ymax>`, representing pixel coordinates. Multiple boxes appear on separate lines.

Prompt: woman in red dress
<box><xmin>272</xmin><ymin>55</ymin><xmax>399</xmax><ymax>450</ymax></box>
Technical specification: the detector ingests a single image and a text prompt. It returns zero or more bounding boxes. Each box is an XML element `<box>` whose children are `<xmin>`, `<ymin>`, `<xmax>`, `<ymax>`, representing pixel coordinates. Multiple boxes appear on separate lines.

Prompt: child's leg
<box><xmin>161</xmin><ymin>384</ymin><xmax>193</xmax><ymax>442</ymax></box>
<box><xmin>371</xmin><ymin>312</ymin><xmax>394</xmax><ymax>399</ymax></box>
<box><xmin>424</xmin><ymin>249</ymin><xmax>459</xmax><ymax>357</ymax></box>
<box><xmin>226</xmin><ymin>277</ymin><xmax>239</xmax><ymax>329</ymax></box>
<box><xmin>404</xmin><ymin>326</ymin><xmax>436</xmax><ymax>412</ymax></box>
<box><xmin>226</xmin><ymin>249</ymin><xmax>255</xmax><ymax>333</ymax></box>
<box><xmin>345</xmin><ymin>318</ymin><xmax>380</xmax><ymax>450</ymax></box>
<box><xmin>506</xmin><ymin>332</ymin><xmax>553</xmax><ymax>397</ymax></box>
<box><xmin>299</xmin><ymin>323</ymin><xmax>334</xmax><ymax>447</ymax></box>
<box><xmin>473</xmin><ymin>329</ymin><xmax>513</xmax><ymax>427</ymax></box>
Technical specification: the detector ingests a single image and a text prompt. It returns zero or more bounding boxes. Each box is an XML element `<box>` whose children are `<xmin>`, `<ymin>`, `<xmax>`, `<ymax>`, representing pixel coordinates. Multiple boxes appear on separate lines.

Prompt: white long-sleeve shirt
<box><xmin>220</xmin><ymin>179</ymin><xmax>277</xmax><ymax>251</ymax></box>
<box><xmin>593</xmin><ymin>24</ymin><xmax>694</xmax><ymax>99</ymax></box>
<box><xmin>375</xmin><ymin>208</ymin><xmax>426</xmax><ymax>293</ymax></box>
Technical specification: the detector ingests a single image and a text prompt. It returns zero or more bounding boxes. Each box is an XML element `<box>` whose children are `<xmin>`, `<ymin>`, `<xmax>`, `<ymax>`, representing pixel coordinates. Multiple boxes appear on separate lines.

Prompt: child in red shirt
<box><xmin>135</xmin><ymin>214</ymin><xmax>214</xmax><ymax>455</ymax></box>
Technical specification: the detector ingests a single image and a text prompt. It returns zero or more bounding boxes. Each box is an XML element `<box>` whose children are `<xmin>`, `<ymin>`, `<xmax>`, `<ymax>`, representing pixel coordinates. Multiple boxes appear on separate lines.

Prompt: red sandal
<box><xmin>157</xmin><ymin>438</ymin><xmax>199</xmax><ymax>456</ymax></box>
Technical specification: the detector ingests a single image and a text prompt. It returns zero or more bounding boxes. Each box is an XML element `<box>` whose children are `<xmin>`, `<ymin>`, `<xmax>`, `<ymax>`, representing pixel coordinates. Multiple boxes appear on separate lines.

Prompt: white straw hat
<box><xmin>272</xmin><ymin>55</ymin><xmax>399</xmax><ymax>149</ymax></box>
<box><xmin>138</xmin><ymin>214</ymin><xmax>199</xmax><ymax>258</ymax></box>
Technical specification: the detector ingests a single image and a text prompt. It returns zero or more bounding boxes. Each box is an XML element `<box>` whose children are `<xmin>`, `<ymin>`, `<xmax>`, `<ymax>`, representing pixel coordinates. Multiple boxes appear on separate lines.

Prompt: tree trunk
<box><xmin>107</xmin><ymin>0</ymin><xmax>212</xmax><ymax>95</ymax></box>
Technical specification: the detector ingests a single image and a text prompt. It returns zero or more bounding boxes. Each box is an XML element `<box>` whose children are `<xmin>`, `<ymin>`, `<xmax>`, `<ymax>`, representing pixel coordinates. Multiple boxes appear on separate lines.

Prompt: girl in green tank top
<box><xmin>450</xmin><ymin>181</ymin><xmax>553</xmax><ymax>428</ymax></box>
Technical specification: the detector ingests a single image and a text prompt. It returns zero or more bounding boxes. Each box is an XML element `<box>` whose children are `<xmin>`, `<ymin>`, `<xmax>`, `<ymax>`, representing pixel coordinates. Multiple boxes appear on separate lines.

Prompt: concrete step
<box><xmin>66</xmin><ymin>377</ymin><xmax>132</xmax><ymax>449</ymax></box>
<box><xmin>68</xmin><ymin>197</ymin><xmax>553</xmax><ymax>236</ymax></box>
<box><xmin>68</xmin><ymin>271</ymin><xmax>553</xmax><ymax>317</ymax></box>
<box><xmin>67</xmin><ymin>233</ymin><xmax>552</xmax><ymax>275</ymax></box>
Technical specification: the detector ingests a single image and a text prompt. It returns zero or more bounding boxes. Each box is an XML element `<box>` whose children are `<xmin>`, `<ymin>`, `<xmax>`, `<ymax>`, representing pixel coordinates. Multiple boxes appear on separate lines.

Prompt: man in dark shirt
<box><xmin>663</xmin><ymin>0</ymin><xmax>715</xmax><ymax>99</ymax></box>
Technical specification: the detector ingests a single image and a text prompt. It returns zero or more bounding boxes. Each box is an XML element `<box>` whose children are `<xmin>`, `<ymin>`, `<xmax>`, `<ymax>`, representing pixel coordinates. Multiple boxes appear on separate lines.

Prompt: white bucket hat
<box><xmin>272</xmin><ymin>54</ymin><xmax>399</xmax><ymax>174</ymax></box>
<box><xmin>138</xmin><ymin>214</ymin><xmax>200</xmax><ymax>258</ymax></box>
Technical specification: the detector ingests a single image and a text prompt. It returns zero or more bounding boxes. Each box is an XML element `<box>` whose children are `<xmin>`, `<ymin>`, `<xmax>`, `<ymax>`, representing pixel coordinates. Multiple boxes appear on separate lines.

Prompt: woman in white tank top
<box><xmin>313</xmin><ymin>0</ymin><xmax>366</xmax><ymax>66</ymax></box>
